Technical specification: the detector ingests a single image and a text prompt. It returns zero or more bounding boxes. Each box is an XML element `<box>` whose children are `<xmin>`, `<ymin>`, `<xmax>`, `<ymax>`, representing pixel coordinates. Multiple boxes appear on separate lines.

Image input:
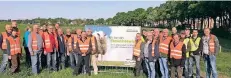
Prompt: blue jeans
<box><xmin>0</xmin><ymin>54</ymin><xmax>8</xmax><ymax>73</ymax></box>
<box><xmin>31</xmin><ymin>52</ymin><xmax>41</xmax><ymax>74</ymax></box>
<box><xmin>144</xmin><ymin>58</ymin><xmax>156</xmax><ymax>78</ymax></box>
<box><xmin>159</xmin><ymin>57</ymin><xmax>169</xmax><ymax>78</ymax></box>
<box><xmin>47</xmin><ymin>52</ymin><xmax>57</xmax><ymax>71</ymax></box>
<box><xmin>69</xmin><ymin>52</ymin><xmax>78</xmax><ymax>69</ymax></box>
<box><xmin>184</xmin><ymin>58</ymin><xmax>190</xmax><ymax>78</ymax></box>
<box><xmin>189</xmin><ymin>55</ymin><xmax>201</xmax><ymax>78</ymax></box>
<box><xmin>204</xmin><ymin>55</ymin><xmax>218</xmax><ymax>78</ymax></box>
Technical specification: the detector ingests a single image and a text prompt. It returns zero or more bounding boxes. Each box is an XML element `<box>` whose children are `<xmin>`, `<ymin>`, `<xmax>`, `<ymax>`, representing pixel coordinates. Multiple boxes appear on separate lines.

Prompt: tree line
<box><xmin>1</xmin><ymin>1</ymin><xmax>231</xmax><ymax>31</ymax></box>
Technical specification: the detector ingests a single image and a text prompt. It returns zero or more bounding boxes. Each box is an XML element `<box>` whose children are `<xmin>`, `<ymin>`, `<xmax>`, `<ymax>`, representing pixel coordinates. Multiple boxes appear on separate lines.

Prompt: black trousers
<box><xmin>73</xmin><ymin>54</ymin><xmax>90</xmax><ymax>75</ymax></box>
<box><xmin>24</xmin><ymin>47</ymin><xmax>31</xmax><ymax>67</ymax></box>
<box><xmin>141</xmin><ymin>59</ymin><xmax>148</xmax><ymax>77</ymax></box>
<box><xmin>58</xmin><ymin>52</ymin><xmax>66</xmax><ymax>70</ymax></box>
<box><xmin>134</xmin><ymin>57</ymin><xmax>142</xmax><ymax>76</ymax></box>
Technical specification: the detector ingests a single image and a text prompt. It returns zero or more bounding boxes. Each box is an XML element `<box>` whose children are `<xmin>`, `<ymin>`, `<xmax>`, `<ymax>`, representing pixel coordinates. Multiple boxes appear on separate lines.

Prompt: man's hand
<box><xmin>44</xmin><ymin>52</ymin><xmax>47</xmax><ymax>55</ymax></box>
<box><xmin>8</xmin><ymin>56</ymin><xmax>11</xmax><ymax>59</ymax></box>
<box><xmin>30</xmin><ymin>52</ymin><xmax>34</xmax><ymax>56</ymax></box>
<box><xmin>82</xmin><ymin>54</ymin><xmax>86</xmax><ymax>56</ymax></box>
<box><xmin>67</xmin><ymin>52</ymin><xmax>70</xmax><ymax>56</ymax></box>
<box><xmin>137</xmin><ymin>58</ymin><xmax>141</xmax><ymax>61</ymax></box>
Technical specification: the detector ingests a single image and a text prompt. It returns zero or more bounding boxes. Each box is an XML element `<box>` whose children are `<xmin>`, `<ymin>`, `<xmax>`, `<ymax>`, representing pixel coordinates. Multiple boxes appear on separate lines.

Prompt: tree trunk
<box><xmin>213</xmin><ymin>17</ymin><xmax>217</xmax><ymax>29</ymax></box>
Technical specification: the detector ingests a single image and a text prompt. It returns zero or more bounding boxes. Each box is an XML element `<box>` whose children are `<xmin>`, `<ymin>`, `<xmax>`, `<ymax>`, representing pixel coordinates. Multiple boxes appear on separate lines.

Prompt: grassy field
<box><xmin>0</xmin><ymin>23</ymin><xmax>230</xmax><ymax>78</ymax></box>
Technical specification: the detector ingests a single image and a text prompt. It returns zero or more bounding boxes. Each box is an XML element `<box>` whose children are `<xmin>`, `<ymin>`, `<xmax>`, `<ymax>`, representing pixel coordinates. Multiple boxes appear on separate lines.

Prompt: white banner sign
<box><xmin>85</xmin><ymin>26</ymin><xmax>141</xmax><ymax>61</ymax></box>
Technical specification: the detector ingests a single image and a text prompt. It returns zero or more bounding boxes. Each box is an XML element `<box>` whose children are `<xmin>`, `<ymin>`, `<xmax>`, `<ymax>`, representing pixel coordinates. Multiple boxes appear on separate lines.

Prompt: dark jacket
<box><xmin>141</xmin><ymin>41</ymin><xmax>160</xmax><ymax>62</ymax></box>
<box><xmin>74</xmin><ymin>37</ymin><xmax>92</xmax><ymax>55</ymax></box>
<box><xmin>57</xmin><ymin>35</ymin><xmax>66</xmax><ymax>53</ymax></box>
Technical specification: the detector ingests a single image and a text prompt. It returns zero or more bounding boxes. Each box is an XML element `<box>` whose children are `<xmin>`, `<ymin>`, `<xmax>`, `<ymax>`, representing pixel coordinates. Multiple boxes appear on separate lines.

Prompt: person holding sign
<box><xmin>73</xmin><ymin>31</ymin><xmax>92</xmax><ymax>76</ymax></box>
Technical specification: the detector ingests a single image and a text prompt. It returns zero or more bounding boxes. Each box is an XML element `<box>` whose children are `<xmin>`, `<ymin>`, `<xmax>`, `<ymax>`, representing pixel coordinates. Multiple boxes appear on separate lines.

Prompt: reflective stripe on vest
<box><xmin>133</xmin><ymin>40</ymin><xmax>142</xmax><ymax>57</ymax></box>
<box><xmin>209</xmin><ymin>35</ymin><xmax>215</xmax><ymax>53</ymax></box>
<box><xmin>44</xmin><ymin>32</ymin><xmax>52</xmax><ymax>52</ymax></box>
<box><xmin>66</xmin><ymin>36</ymin><xmax>73</xmax><ymax>51</ymax></box>
<box><xmin>78</xmin><ymin>38</ymin><xmax>90</xmax><ymax>53</ymax></box>
<box><xmin>190</xmin><ymin>37</ymin><xmax>201</xmax><ymax>51</ymax></box>
<box><xmin>183</xmin><ymin>38</ymin><xmax>190</xmax><ymax>58</ymax></box>
<box><xmin>72</xmin><ymin>34</ymin><xmax>79</xmax><ymax>49</ymax></box>
<box><xmin>170</xmin><ymin>42</ymin><xmax>183</xmax><ymax>59</ymax></box>
<box><xmin>159</xmin><ymin>36</ymin><xmax>171</xmax><ymax>55</ymax></box>
<box><xmin>8</xmin><ymin>37</ymin><xmax>21</xmax><ymax>55</ymax></box>
<box><xmin>1</xmin><ymin>32</ymin><xmax>9</xmax><ymax>49</ymax></box>
<box><xmin>31</xmin><ymin>32</ymin><xmax>38</xmax><ymax>50</ymax></box>
<box><xmin>151</xmin><ymin>39</ymin><xmax>157</xmax><ymax>56</ymax></box>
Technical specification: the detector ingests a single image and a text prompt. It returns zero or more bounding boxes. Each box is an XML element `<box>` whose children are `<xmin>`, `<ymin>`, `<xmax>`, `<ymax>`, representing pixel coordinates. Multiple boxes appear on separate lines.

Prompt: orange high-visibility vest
<box><xmin>43</xmin><ymin>32</ymin><xmax>52</xmax><ymax>52</ymax></box>
<box><xmin>89</xmin><ymin>36</ymin><xmax>96</xmax><ymax>51</ymax></box>
<box><xmin>133</xmin><ymin>40</ymin><xmax>142</xmax><ymax>57</ymax></box>
<box><xmin>8</xmin><ymin>36</ymin><xmax>21</xmax><ymax>55</ymax></box>
<box><xmin>1</xmin><ymin>32</ymin><xmax>9</xmax><ymax>49</ymax></box>
<box><xmin>31</xmin><ymin>32</ymin><xmax>38</xmax><ymax>50</ymax></box>
<box><xmin>65</xmin><ymin>36</ymin><xmax>73</xmax><ymax>51</ymax></box>
<box><xmin>72</xmin><ymin>34</ymin><xmax>79</xmax><ymax>49</ymax></box>
<box><xmin>54</xmin><ymin>33</ymin><xmax>59</xmax><ymax>49</ymax></box>
<box><xmin>159</xmin><ymin>36</ymin><xmax>172</xmax><ymax>55</ymax></box>
<box><xmin>78</xmin><ymin>38</ymin><xmax>90</xmax><ymax>54</ymax></box>
<box><xmin>151</xmin><ymin>39</ymin><xmax>157</xmax><ymax>56</ymax></box>
<box><xmin>209</xmin><ymin>34</ymin><xmax>215</xmax><ymax>53</ymax></box>
<box><xmin>170</xmin><ymin>41</ymin><xmax>184</xmax><ymax>59</ymax></box>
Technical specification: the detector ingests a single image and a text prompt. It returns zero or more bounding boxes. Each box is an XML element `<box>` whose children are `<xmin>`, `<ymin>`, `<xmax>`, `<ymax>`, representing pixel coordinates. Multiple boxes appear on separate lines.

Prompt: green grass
<box><xmin>0</xmin><ymin>23</ymin><xmax>230</xmax><ymax>78</ymax></box>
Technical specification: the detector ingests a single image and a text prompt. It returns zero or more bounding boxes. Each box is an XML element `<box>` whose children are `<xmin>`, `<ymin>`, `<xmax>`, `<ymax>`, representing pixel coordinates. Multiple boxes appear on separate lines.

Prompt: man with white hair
<box><xmin>202</xmin><ymin>28</ymin><xmax>219</xmax><ymax>78</ymax></box>
<box><xmin>0</xmin><ymin>24</ymin><xmax>12</xmax><ymax>73</ymax></box>
<box><xmin>87</xmin><ymin>29</ymin><xmax>98</xmax><ymax>75</ymax></box>
<box><xmin>28</xmin><ymin>24</ymin><xmax>43</xmax><ymax>74</ymax></box>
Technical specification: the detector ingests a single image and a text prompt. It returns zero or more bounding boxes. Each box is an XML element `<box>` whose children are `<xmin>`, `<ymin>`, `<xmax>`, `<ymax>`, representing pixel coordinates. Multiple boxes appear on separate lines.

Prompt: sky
<box><xmin>0</xmin><ymin>1</ymin><xmax>165</xmax><ymax>20</ymax></box>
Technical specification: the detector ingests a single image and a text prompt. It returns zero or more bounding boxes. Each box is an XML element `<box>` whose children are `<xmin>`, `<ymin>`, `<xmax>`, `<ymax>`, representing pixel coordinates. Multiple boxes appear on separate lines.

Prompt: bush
<box><xmin>211</xmin><ymin>27</ymin><xmax>231</xmax><ymax>40</ymax></box>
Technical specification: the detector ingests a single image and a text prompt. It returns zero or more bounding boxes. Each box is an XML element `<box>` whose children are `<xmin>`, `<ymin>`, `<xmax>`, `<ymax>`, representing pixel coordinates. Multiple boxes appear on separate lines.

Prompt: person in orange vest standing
<box><xmin>0</xmin><ymin>24</ymin><xmax>12</xmax><ymax>73</ymax></box>
<box><xmin>159</xmin><ymin>28</ymin><xmax>172</xmax><ymax>78</ymax></box>
<box><xmin>65</xmin><ymin>28</ymin><xmax>77</xmax><ymax>69</ymax></box>
<box><xmin>169</xmin><ymin>34</ymin><xmax>186</xmax><ymax>78</ymax></box>
<box><xmin>202</xmin><ymin>28</ymin><xmax>219</xmax><ymax>78</ymax></box>
<box><xmin>87</xmin><ymin>29</ymin><xmax>98</xmax><ymax>75</ymax></box>
<box><xmin>6</xmin><ymin>28</ymin><xmax>22</xmax><ymax>74</ymax></box>
<box><xmin>43</xmin><ymin>25</ymin><xmax>59</xmax><ymax>72</ymax></box>
<box><xmin>28</xmin><ymin>24</ymin><xmax>44</xmax><ymax>74</ymax></box>
<box><xmin>11</xmin><ymin>20</ymin><xmax>20</xmax><ymax>37</ymax></box>
<box><xmin>73</xmin><ymin>31</ymin><xmax>92</xmax><ymax>76</ymax></box>
<box><xmin>133</xmin><ymin>33</ymin><xmax>144</xmax><ymax>77</ymax></box>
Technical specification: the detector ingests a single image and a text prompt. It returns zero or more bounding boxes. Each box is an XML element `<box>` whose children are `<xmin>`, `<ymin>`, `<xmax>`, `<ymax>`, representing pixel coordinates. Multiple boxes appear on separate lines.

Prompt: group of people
<box><xmin>133</xmin><ymin>27</ymin><xmax>220</xmax><ymax>78</ymax></box>
<box><xmin>0</xmin><ymin>21</ymin><xmax>106</xmax><ymax>76</ymax></box>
